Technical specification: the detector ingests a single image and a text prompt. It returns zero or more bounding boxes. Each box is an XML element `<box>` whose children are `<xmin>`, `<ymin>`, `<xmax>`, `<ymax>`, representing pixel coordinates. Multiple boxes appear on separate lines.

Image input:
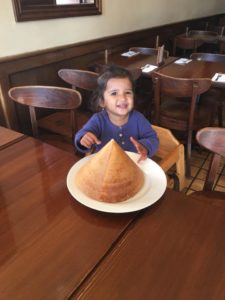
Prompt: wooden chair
<box><xmin>151</xmin><ymin>72</ymin><xmax>216</xmax><ymax>177</ymax></box>
<box><xmin>58</xmin><ymin>68</ymin><xmax>98</xmax><ymax>112</ymax></box>
<box><xmin>152</xmin><ymin>125</ymin><xmax>186</xmax><ymax>191</ymax></box>
<box><xmin>58</xmin><ymin>69</ymin><xmax>98</xmax><ymax>91</ymax></box>
<box><xmin>36</xmin><ymin>69</ymin><xmax>98</xmax><ymax>139</ymax></box>
<box><xmin>190</xmin><ymin>127</ymin><xmax>225</xmax><ymax>206</ymax></box>
<box><xmin>190</xmin><ymin>53</ymin><xmax>225</xmax><ymax>127</ymax></box>
<box><xmin>8</xmin><ymin>86</ymin><xmax>81</xmax><ymax>140</ymax></box>
<box><xmin>129</xmin><ymin>47</ymin><xmax>169</xmax><ymax>58</ymax></box>
<box><xmin>173</xmin><ymin>35</ymin><xmax>203</xmax><ymax>57</ymax></box>
<box><xmin>189</xmin><ymin>30</ymin><xmax>218</xmax><ymax>37</ymax></box>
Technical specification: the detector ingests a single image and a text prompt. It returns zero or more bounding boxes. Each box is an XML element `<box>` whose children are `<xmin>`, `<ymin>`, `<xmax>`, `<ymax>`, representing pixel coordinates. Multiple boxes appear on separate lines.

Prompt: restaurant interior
<box><xmin>1</xmin><ymin>1</ymin><xmax>225</xmax><ymax>299</ymax></box>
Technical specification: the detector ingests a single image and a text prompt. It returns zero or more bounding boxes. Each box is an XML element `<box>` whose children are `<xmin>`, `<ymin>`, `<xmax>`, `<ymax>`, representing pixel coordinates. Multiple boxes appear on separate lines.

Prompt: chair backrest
<box><xmin>152</xmin><ymin>125</ymin><xmax>186</xmax><ymax>191</ymax></box>
<box><xmin>196</xmin><ymin>127</ymin><xmax>225</xmax><ymax>190</ymax></box>
<box><xmin>58</xmin><ymin>68</ymin><xmax>99</xmax><ymax>113</ymax></box>
<box><xmin>151</xmin><ymin>71</ymin><xmax>212</xmax><ymax>127</ymax></box>
<box><xmin>129</xmin><ymin>47</ymin><xmax>169</xmax><ymax>58</ymax></box>
<box><xmin>8</xmin><ymin>86</ymin><xmax>82</xmax><ymax>137</ymax></box>
<box><xmin>58</xmin><ymin>69</ymin><xmax>98</xmax><ymax>91</ymax></box>
<box><xmin>189</xmin><ymin>30</ymin><xmax>218</xmax><ymax>37</ymax></box>
<box><xmin>152</xmin><ymin>72</ymin><xmax>211</xmax><ymax>97</ymax></box>
<box><xmin>190</xmin><ymin>52</ymin><xmax>225</xmax><ymax>62</ymax></box>
<box><xmin>173</xmin><ymin>35</ymin><xmax>203</xmax><ymax>56</ymax></box>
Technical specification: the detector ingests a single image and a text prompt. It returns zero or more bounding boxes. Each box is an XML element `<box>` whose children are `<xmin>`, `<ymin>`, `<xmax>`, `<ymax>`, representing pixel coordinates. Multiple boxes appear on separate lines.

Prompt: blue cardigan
<box><xmin>75</xmin><ymin>110</ymin><xmax>159</xmax><ymax>157</ymax></box>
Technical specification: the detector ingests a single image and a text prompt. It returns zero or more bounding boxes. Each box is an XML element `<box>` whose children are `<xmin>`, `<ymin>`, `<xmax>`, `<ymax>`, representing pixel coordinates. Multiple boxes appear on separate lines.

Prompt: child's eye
<box><xmin>110</xmin><ymin>91</ymin><xmax>117</xmax><ymax>96</ymax></box>
<box><xmin>125</xmin><ymin>91</ymin><xmax>133</xmax><ymax>95</ymax></box>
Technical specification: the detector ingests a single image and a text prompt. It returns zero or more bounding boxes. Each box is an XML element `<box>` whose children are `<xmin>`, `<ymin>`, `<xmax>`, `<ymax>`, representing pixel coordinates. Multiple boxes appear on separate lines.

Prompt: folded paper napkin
<box><xmin>141</xmin><ymin>64</ymin><xmax>158</xmax><ymax>73</ymax></box>
<box><xmin>121</xmin><ymin>51</ymin><xmax>139</xmax><ymax>57</ymax></box>
<box><xmin>174</xmin><ymin>58</ymin><xmax>192</xmax><ymax>65</ymax></box>
<box><xmin>211</xmin><ymin>73</ymin><xmax>225</xmax><ymax>82</ymax></box>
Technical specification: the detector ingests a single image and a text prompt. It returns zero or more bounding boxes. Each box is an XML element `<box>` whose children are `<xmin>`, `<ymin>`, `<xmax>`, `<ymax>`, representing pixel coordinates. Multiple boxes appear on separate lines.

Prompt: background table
<box><xmin>92</xmin><ymin>52</ymin><xmax>176</xmax><ymax>77</ymax></box>
<box><xmin>155</xmin><ymin>59</ymin><xmax>225</xmax><ymax>88</ymax></box>
<box><xmin>0</xmin><ymin>125</ymin><xmax>25</xmax><ymax>149</ymax></box>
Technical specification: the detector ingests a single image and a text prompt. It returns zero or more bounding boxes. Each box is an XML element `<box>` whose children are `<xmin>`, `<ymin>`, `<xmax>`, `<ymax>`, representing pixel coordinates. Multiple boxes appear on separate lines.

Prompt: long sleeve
<box><xmin>74</xmin><ymin>113</ymin><xmax>101</xmax><ymax>153</ymax></box>
<box><xmin>74</xmin><ymin>110</ymin><xmax>159</xmax><ymax>157</ymax></box>
<box><xmin>134</xmin><ymin>112</ymin><xmax>159</xmax><ymax>157</ymax></box>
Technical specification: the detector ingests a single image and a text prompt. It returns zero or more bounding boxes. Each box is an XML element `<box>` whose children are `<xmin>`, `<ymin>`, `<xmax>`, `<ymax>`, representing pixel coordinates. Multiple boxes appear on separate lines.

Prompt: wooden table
<box><xmin>154</xmin><ymin>59</ymin><xmax>225</xmax><ymax>88</ymax></box>
<box><xmin>74</xmin><ymin>189</ymin><xmax>225</xmax><ymax>300</ymax></box>
<box><xmin>92</xmin><ymin>52</ymin><xmax>176</xmax><ymax>78</ymax></box>
<box><xmin>0</xmin><ymin>125</ymin><xmax>25</xmax><ymax>149</ymax></box>
<box><xmin>1</xmin><ymin>134</ymin><xmax>225</xmax><ymax>300</ymax></box>
<box><xmin>0</xmin><ymin>137</ymin><xmax>138</xmax><ymax>300</ymax></box>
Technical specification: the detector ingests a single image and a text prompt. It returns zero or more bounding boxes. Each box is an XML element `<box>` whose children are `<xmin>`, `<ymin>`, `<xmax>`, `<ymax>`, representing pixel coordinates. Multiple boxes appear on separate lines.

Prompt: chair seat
<box><xmin>38</xmin><ymin>112</ymin><xmax>72</xmax><ymax>138</ymax></box>
<box><xmin>160</xmin><ymin>97</ymin><xmax>215</xmax><ymax>131</ymax></box>
<box><xmin>38</xmin><ymin>110</ymin><xmax>92</xmax><ymax>138</ymax></box>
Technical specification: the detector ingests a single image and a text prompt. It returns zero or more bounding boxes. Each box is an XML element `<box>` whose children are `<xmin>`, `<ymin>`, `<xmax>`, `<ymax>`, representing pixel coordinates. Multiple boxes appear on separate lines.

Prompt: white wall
<box><xmin>0</xmin><ymin>0</ymin><xmax>224</xmax><ymax>58</ymax></box>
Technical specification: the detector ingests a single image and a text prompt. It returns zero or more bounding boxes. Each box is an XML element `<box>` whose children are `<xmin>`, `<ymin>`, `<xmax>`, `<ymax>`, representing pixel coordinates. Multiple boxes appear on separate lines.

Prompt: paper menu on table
<box><xmin>174</xmin><ymin>58</ymin><xmax>192</xmax><ymax>65</ymax></box>
<box><xmin>141</xmin><ymin>64</ymin><xmax>158</xmax><ymax>73</ymax></box>
<box><xmin>211</xmin><ymin>73</ymin><xmax>225</xmax><ymax>82</ymax></box>
<box><xmin>121</xmin><ymin>51</ymin><xmax>140</xmax><ymax>57</ymax></box>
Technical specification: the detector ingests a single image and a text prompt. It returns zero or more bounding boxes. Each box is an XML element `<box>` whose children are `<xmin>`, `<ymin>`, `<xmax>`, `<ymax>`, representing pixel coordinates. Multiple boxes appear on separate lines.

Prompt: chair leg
<box><xmin>186</xmin><ymin>130</ymin><xmax>193</xmax><ymax>177</ymax></box>
<box><xmin>175</xmin><ymin>144</ymin><xmax>186</xmax><ymax>190</ymax></box>
<box><xmin>167</xmin><ymin>173</ymin><xmax>180</xmax><ymax>191</ymax></box>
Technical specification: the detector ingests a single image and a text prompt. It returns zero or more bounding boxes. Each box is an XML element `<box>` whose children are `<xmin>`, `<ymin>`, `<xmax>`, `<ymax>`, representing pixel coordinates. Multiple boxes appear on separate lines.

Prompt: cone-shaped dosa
<box><xmin>75</xmin><ymin>139</ymin><xmax>144</xmax><ymax>203</ymax></box>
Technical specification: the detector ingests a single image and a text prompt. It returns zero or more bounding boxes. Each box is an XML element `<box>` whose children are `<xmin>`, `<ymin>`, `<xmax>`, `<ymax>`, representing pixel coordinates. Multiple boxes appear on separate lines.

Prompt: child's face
<box><xmin>101</xmin><ymin>77</ymin><xmax>134</xmax><ymax>119</ymax></box>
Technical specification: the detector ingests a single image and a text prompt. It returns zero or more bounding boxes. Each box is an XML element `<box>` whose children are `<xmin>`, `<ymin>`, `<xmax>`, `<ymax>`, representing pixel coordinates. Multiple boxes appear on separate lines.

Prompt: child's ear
<box><xmin>99</xmin><ymin>99</ymin><xmax>105</xmax><ymax>108</ymax></box>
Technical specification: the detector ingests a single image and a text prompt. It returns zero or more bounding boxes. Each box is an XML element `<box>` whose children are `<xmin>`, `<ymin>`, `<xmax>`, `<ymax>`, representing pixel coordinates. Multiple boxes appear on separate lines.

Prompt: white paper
<box><xmin>141</xmin><ymin>64</ymin><xmax>158</xmax><ymax>73</ymax></box>
<box><xmin>174</xmin><ymin>58</ymin><xmax>192</xmax><ymax>65</ymax></box>
<box><xmin>211</xmin><ymin>73</ymin><xmax>225</xmax><ymax>82</ymax></box>
<box><xmin>121</xmin><ymin>51</ymin><xmax>139</xmax><ymax>57</ymax></box>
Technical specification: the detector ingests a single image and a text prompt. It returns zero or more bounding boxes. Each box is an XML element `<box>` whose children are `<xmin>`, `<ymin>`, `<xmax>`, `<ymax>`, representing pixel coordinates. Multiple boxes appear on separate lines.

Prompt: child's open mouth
<box><xmin>117</xmin><ymin>103</ymin><xmax>128</xmax><ymax>109</ymax></box>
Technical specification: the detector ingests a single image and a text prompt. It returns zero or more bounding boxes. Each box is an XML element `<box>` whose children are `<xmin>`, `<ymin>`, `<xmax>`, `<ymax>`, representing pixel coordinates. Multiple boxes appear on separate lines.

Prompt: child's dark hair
<box><xmin>91</xmin><ymin>65</ymin><xmax>136</xmax><ymax>111</ymax></box>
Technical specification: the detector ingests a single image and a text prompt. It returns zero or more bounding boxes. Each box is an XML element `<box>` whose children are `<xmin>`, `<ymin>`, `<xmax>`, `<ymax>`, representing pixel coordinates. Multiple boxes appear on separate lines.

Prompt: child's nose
<box><xmin>118</xmin><ymin>93</ymin><xmax>127</xmax><ymax>100</ymax></box>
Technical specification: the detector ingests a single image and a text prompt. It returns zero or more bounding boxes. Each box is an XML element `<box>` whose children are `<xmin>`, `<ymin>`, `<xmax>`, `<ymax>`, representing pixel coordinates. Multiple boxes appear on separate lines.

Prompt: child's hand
<box><xmin>130</xmin><ymin>136</ymin><xmax>148</xmax><ymax>163</ymax></box>
<box><xmin>80</xmin><ymin>132</ymin><xmax>101</xmax><ymax>149</ymax></box>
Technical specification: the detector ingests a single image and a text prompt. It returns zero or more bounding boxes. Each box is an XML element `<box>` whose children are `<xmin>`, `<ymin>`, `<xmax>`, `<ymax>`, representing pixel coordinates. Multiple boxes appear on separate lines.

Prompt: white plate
<box><xmin>67</xmin><ymin>152</ymin><xmax>167</xmax><ymax>213</ymax></box>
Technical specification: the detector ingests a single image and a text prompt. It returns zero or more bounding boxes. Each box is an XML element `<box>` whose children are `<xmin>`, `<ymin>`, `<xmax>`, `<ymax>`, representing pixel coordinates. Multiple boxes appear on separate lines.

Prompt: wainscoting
<box><xmin>0</xmin><ymin>14</ymin><xmax>222</xmax><ymax>134</ymax></box>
